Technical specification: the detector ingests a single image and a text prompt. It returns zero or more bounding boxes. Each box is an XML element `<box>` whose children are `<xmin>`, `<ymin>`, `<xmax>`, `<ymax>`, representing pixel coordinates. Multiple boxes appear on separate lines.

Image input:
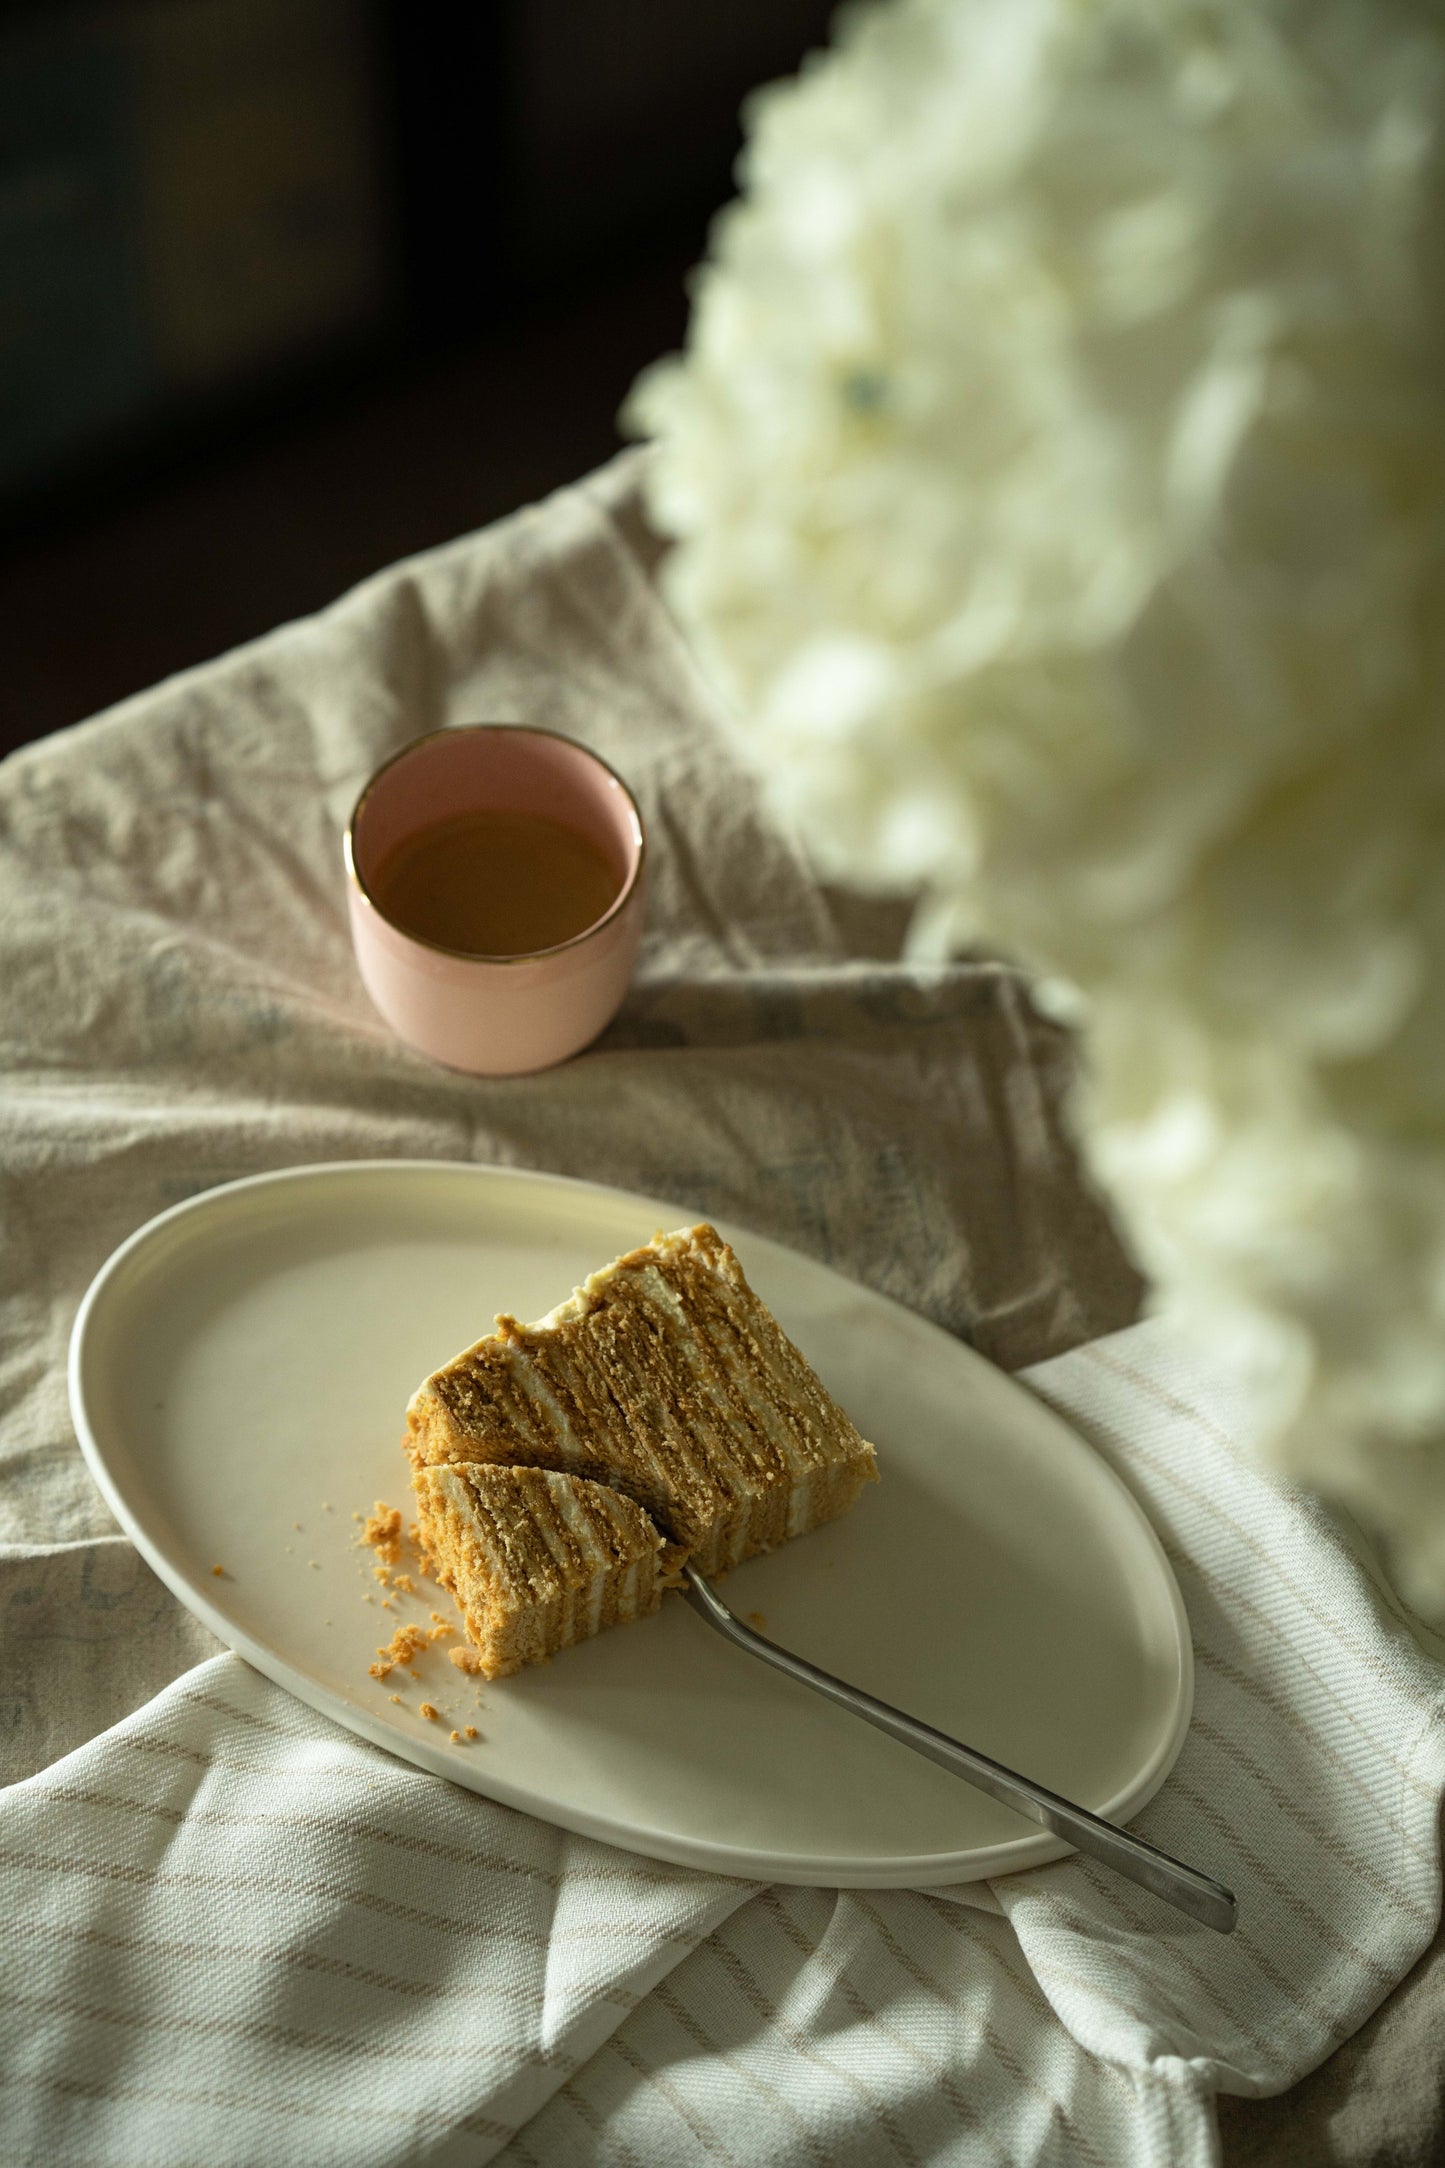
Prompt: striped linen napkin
<box><xmin>4</xmin><ymin>1314</ymin><xmax>1442</xmax><ymax>2167</ymax></box>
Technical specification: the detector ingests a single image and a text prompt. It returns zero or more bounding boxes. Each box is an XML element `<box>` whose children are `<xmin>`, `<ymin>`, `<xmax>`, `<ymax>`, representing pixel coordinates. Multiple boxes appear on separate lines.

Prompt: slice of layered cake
<box><xmin>414</xmin><ymin>1464</ymin><xmax>666</xmax><ymax>1679</ymax></box>
<box><xmin>407</xmin><ymin>1224</ymin><xmax>878</xmax><ymax>1674</ymax></box>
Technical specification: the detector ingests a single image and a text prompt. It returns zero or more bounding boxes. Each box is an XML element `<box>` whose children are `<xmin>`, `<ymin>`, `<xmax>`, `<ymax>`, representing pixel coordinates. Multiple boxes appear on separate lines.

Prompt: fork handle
<box><xmin>683</xmin><ymin>1566</ymin><xmax>1236</xmax><ymax>1934</ymax></box>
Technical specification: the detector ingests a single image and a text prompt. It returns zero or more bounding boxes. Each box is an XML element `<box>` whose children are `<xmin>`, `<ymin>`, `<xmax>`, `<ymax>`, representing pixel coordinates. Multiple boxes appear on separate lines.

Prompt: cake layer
<box><xmin>407</xmin><ymin>1223</ymin><xmax>878</xmax><ymax>1575</ymax></box>
<box><xmin>414</xmin><ymin>1462</ymin><xmax>666</xmax><ymax>1679</ymax></box>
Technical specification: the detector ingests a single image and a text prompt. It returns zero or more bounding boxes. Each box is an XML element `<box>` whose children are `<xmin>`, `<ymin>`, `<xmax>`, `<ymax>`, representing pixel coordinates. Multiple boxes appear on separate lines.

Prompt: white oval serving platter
<box><xmin>69</xmin><ymin>1160</ymin><xmax>1191</xmax><ymax>1888</ymax></box>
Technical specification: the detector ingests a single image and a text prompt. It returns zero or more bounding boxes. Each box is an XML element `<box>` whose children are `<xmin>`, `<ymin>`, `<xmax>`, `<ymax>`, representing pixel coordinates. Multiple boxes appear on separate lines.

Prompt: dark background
<box><xmin>0</xmin><ymin>0</ymin><xmax>836</xmax><ymax>760</ymax></box>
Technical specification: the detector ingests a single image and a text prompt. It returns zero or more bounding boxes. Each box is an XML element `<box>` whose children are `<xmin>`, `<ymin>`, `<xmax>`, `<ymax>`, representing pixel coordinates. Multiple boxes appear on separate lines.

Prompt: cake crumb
<box><xmin>362</xmin><ymin>1502</ymin><xmax>403</xmax><ymax>1567</ymax></box>
<box><xmin>373</xmin><ymin>1566</ymin><xmax>390</xmax><ymax>1585</ymax></box>
<box><xmin>389</xmin><ymin>1693</ymin><xmax>402</xmax><ymax>1704</ymax></box>
<box><xmin>427</xmin><ymin>1622</ymin><xmax>454</xmax><ymax>1642</ymax></box>
<box><xmin>419</xmin><ymin>1703</ymin><xmax>441</xmax><ymax>1722</ymax></box>
<box><xmin>211</xmin><ymin>1564</ymin><xmax>225</xmax><ymax>1578</ymax></box>
<box><xmin>369</xmin><ymin>1622</ymin><xmax>428</xmax><ymax>1686</ymax></box>
<box><xmin>746</xmin><ymin>1611</ymin><xmax>767</xmax><ymax>1632</ymax></box>
<box><xmin>429</xmin><ymin>1610</ymin><xmax>449</xmax><ymax>1625</ymax></box>
<box><xmin>464</xmin><ymin>1725</ymin><xmax>478</xmax><ymax>1740</ymax></box>
<box><xmin>449</xmin><ymin>1645</ymin><xmax>484</xmax><ymax>1674</ymax></box>
<box><xmin>449</xmin><ymin>1728</ymin><xmax>462</xmax><ymax>1743</ymax></box>
<box><xmin>392</xmin><ymin>1572</ymin><xmax>415</xmax><ymax>1594</ymax></box>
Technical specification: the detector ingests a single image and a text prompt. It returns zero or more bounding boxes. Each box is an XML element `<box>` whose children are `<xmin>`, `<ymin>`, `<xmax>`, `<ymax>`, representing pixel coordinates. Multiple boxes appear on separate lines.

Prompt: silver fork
<box><xmin>683</xmin><ymin>1565</ymin><xmax>1237</xmax><ymax>1934</ymax></box>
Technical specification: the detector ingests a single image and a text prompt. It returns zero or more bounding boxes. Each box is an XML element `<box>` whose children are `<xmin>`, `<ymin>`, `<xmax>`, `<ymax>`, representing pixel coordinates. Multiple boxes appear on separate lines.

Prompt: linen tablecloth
<box><xmin>2</xmin><ymin>452</ymin><xmax>1443</xmax><ymax>2164</ymax></box>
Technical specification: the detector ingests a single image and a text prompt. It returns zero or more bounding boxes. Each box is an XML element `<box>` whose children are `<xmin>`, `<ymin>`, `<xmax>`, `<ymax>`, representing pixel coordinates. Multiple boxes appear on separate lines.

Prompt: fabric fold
<box><xmin>0</xmin><ymin>1653</ymin><xmax>755</xmax><ymax>2166</ymax></box>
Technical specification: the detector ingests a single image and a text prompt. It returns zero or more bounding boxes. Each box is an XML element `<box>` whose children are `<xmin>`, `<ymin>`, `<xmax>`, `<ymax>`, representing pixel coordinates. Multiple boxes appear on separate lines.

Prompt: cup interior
<box><xmin>351</xmin><ymin>727</ymin><xmax>643</xmax><ymax>943</ymax></box>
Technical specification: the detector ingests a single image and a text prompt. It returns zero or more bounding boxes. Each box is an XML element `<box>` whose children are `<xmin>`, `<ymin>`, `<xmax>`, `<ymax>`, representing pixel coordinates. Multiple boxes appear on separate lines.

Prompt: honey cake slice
<box><xmin>415</xmin><ymin>1463</ymin><xmax>667</xmax><ymax>1679</ymax></box>
<box><xmin>407</xmin><ymin>1222</ymin><xmax>878</xmax><ymax>1576</ymax></box>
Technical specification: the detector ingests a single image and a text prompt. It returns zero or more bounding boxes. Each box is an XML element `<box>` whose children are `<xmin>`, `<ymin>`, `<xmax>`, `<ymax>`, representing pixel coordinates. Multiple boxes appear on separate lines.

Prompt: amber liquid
<box><xmin>370</xmin><ymin>808</ymin><xmax>622</xmax><ymax>957</ymax></box>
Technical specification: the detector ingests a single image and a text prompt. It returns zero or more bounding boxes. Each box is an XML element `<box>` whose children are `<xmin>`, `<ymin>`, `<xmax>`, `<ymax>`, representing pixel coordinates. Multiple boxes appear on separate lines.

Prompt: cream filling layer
<box><xmin>501</xmin><ymin>1344</ymin><xmax>584</xmax><ymax>1461</ymax></box>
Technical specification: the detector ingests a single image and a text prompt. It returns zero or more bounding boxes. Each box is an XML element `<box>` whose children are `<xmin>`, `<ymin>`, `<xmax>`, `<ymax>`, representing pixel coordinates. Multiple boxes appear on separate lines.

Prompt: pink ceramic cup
<box><xmin>344</xmin><ymin>725</ymin><xmax>646</xmax><ymax>1076</ymax></box>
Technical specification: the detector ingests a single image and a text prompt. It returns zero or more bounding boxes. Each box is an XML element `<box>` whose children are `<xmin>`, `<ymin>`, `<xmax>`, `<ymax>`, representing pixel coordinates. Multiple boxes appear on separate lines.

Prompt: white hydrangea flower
<box><xmin>629</xmin><ymin>0</ymin><xmax>1445</xmax><ymax>1611</ymax></box>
